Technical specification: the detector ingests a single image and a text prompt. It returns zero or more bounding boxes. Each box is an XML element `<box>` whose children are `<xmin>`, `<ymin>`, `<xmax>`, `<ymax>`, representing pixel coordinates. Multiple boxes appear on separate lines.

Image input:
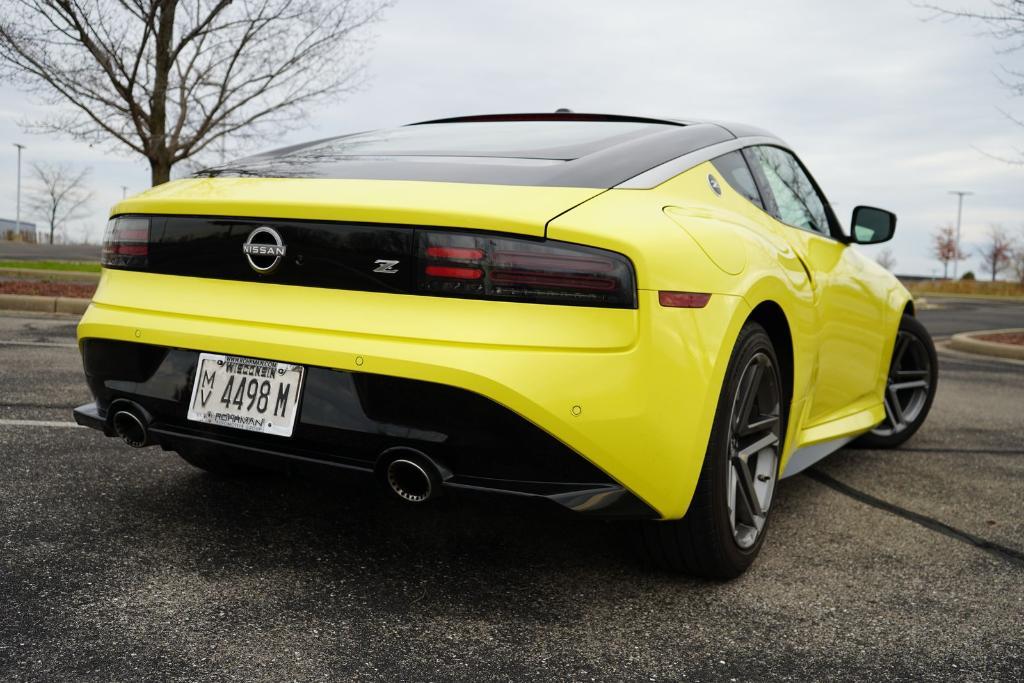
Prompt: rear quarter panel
<box><xmin>547</xmin><ymin>162</ymin><xmax>825</xmax><ymax>476</ymax></box>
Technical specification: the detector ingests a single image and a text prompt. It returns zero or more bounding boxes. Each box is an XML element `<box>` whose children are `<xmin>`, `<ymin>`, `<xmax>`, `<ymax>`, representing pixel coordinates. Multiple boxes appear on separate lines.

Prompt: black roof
<box><xmin>196</xmin><ymin>113</ymin><xmax>775</xmax><ymax>188</ymax></box>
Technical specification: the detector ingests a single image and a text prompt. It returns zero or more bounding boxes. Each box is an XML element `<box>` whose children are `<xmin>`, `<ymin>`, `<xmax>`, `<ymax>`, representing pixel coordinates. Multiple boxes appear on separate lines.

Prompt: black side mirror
<box><xmin>849</xmin><ymin>206</ymin><xmax>896</xmax><ymax>244</ymax></box>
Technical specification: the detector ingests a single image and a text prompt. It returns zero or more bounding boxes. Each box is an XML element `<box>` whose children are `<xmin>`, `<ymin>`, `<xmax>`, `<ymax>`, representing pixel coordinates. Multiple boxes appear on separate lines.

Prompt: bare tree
<box><xmin>875</xmin><ymin>248</ymin><xmax>897</xmax><ymax>271</ymax></box>
<box><xmin>27</xmin><ymin>162</ymin><xmax>93</xmax><ymax>245</ymax></box>
<box><xmin>977</xmin><ymin>224</ymin><xmax>1015</xmax><ymax>281</ymax></box>
<box><xmin>0</xmin><ymin>1</ymin><xmax>389</xmax><ymax>186</ymax></box>
<box><xmin>931</xmin><ymin>224</ymin><xmax>967</xmax><ymax>279</ymax></box>
<box><xmin>919</xmin><ymin>1</ymin><xmax>1024</xmax><ymax>163</ymax></box>
<box><xmin>1012</xmin><ymin>227</ymin><xmax>1024</xmax><ymax>283</ymax></box>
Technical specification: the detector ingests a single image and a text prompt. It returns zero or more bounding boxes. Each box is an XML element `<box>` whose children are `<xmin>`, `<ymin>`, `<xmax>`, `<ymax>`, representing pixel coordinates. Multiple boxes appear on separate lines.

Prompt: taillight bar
<box><xmin>100</xmin><ymin>215</ymin><xmax>638</xmax><ymax>309</ymax></box>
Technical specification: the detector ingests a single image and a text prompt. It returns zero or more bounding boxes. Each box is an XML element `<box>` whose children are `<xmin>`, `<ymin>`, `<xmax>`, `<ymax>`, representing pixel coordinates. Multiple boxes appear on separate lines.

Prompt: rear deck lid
<box><xmin>113</xmin><ymin>177</ymin><xmax>603</xmax><ymax>238</ymax></box>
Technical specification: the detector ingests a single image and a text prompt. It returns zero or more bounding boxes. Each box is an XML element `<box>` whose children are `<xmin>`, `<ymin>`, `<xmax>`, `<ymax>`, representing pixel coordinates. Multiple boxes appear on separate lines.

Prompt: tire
<box><xmin>853</xmin><ymin>314</ymin><xmax>937</xmax><ymax>449</ymax></box>
<box><xmin>176</xmin><ymin>444</ymin><xmax>270</xmax><ymax>477</ymax></box>
<box><xmin>640</xmin><ymin>321</ymin><xmax>784</xmax><ymax>579</ymax></box>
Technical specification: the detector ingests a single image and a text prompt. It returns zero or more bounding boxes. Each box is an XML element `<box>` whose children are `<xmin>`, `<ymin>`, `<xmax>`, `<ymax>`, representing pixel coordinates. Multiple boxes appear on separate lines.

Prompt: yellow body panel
<box><xmin>112</xmin><ymin>177</ymin><xmax>602</xmax><ymax>237</ymax></box>
<box><xmin>79</xmin><ymin>164</ymin><xmax>912</xmax><ymax>519</ymax></box>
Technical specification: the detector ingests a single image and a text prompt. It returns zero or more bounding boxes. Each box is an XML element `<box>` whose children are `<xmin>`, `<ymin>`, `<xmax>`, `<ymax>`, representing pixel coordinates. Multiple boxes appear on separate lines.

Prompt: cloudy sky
<box><xmin>1</xmin><ymin>0</ymin><xmax>1022</xmax><ymax>276</ymax></box>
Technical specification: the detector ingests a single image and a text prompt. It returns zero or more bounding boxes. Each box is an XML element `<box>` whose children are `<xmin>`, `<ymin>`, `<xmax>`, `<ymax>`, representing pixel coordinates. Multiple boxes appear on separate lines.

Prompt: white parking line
<box><xmin>0</xmin><ymin>339</ymin><xmax>77</xmax><ymax>348</ymax></box>
<box><xmin>0</xmin><ymin>419</ymin><xmax>82</xmax><ymax>428</ymax></box>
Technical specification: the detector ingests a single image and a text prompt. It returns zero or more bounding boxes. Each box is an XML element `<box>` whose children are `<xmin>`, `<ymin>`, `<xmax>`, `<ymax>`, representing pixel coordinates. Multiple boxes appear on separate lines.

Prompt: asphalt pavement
<box><xmin>0</xmin><ymin>300</ymin><xmax>1022</xmax><ymax>682</ymax></box>
<box><xmin>917</xmin><ymin>296</ymin><xmax>1024</xmax><ymax>337</ymax></box>
<box><xmin>0</xmin><ymin>242</ymin><xmax>101</xmax><ymax>262</ymax></box>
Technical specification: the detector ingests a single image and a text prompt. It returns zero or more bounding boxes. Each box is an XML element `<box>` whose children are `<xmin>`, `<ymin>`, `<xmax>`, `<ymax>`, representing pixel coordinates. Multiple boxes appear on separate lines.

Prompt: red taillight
<box><xmin>101</xmin><ymin>217</ymin><xmax>151</xmax><ymax>269</ymax></box>
<box><xmin>658</xmin><ymin>291</ymin><xmax>711</xmax><ymax>308</ymax></box>
<box><xmin>424</xmin><ymin>265</ymin><xmax>483</xmax><ymax>280</ymax></box>
<box><xmin>112</xmin><ymin>244</ymin><xmax>148</xmax><ymax>256</ymax></box>
<box><xmin>425</xmin><ymin>246</ymin><xmax>484</xmax><ymax>260</ymax></box>
<box><xmin>418</xmin><ymin>231</ymin><xmax>636</xmax><ymax>308</ymax></box>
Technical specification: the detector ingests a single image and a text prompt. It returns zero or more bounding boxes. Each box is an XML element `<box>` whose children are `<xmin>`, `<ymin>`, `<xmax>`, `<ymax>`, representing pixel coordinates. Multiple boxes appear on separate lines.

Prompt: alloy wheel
<box><xmin>871</xmin><ymin>330</ymin><xmax>932</xmax><ymax>437</ymax></box>
<box><xmin>726</xmin><ymin>352</ymin><xmax>781</xmax><ymax>550</ymax></box>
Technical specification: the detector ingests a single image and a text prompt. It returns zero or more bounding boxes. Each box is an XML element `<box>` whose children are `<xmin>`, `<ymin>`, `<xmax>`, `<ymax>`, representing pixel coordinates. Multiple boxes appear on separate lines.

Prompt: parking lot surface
<box><xmin>0</xmin><ymin>243</ymin><xmax>101</xmax><ymax>262</ymax></box>
<box><xmin>1</xmin><ymin>300</ymin><xmax>1022</xmax><ymax>682</ymax></box>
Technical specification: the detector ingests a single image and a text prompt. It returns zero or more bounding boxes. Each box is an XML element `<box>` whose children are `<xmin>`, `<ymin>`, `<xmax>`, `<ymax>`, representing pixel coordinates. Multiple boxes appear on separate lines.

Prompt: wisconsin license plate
<box><xmin>186</xmin><ymin>353</ymin><xmax>304</xmax><ymax>437</ymax></box>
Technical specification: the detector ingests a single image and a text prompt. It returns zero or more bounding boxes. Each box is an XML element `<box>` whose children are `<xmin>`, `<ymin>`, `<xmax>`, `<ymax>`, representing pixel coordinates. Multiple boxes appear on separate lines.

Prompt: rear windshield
<box><xmin>303</xmin><ymin>121</ymin><xmax>676</xmax><ymax>160</ymax></box>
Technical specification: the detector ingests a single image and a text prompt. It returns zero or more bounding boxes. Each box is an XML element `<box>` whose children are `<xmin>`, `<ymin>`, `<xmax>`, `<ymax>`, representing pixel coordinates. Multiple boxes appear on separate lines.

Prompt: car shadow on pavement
<box><xmin>101</xmin><ymin>460</ymin><xmax>723</xmax><ymax>616</ymax></box>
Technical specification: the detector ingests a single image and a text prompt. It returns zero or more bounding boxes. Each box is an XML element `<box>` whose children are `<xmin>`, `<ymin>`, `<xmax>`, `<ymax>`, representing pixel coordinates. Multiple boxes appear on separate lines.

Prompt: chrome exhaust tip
<box><xmin>386</xmin><ymin>458</ymin><xmax>435</xmax><ymax>503</ymax></box>
<box><xmin>111</xmin><ymin>409</ymin><xmax>149</xmax><ymax>448</ymax></box>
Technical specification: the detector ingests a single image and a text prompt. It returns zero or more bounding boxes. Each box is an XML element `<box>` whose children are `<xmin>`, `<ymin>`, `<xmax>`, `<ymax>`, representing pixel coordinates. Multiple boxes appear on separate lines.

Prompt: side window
<box><xmin>747</xmin><ymin>146</ymin><xmax>830</xmax><ymax>235</ymax></box>
<box><xmin>710</xmin><ymin>151</ymin><xmax>763</xmax><ymax>209</ymax></box>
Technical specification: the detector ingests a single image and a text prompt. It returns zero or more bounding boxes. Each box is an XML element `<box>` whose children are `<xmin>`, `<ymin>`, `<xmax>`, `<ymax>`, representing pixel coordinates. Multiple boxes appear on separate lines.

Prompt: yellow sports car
<box><xmin>74</xmin><ymin>113</ymin><xmax>937</xmax><ymax>578</ymax></box>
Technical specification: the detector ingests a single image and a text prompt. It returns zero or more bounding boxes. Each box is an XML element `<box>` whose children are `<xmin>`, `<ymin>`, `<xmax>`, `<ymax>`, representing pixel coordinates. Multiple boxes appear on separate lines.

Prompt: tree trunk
<box><xmin>147</xmin><ymin>0</ymin><xmax>177</xmax><ymax>187</ymax></box>
<box><xmin>150</xmin><ymin>157</ymin><xmax>172</xmax><ymax>186</ymax></box>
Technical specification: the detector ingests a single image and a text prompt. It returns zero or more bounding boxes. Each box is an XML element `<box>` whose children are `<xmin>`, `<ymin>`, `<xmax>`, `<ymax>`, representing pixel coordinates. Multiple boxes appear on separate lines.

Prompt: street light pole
<box><xmin>948</xmin><ymin>190</ymin><xmax>973</xmax><ymax>279</ymax></box>
<box><xmin>13</xmin><ymin>143</ymin><xmax>26</xmax><ymax>239</ymax></box>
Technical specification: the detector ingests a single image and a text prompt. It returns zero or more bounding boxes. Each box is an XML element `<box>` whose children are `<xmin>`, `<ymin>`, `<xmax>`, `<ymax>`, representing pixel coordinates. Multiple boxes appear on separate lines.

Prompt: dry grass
<box><xmin>977</xmin><ymin>332</ymin><xmax>1024</xmax><ymax>345</ymax></box>
<box><xmin>904</xmin><ymin>279</ymin><xmax>1024</xmax><ymax>298</ymax></box>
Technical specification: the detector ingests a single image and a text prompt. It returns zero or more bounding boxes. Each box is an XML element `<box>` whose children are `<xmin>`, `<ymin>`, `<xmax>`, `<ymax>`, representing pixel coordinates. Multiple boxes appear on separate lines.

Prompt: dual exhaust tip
<box><xmin>110</xmin><ymin>401</ymin><xmax>151</xmax><ymax>448</ymax></box>
<box><xmin>108</xmin><ymin>403</ymin><xmax>445</xmax><ymax>504</ymax></box>
<box><xmin>379</xmin><ymin>447</ymin><xmax>449</xmax><ymax>504</ymax></box>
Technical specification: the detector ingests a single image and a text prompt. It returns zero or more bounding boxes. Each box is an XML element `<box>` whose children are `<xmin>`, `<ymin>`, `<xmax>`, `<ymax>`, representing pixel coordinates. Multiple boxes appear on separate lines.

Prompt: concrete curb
<box><xmin>950</xmin><ymin>328</ymin><xmax>1024</xmax><ymax>360</ymax></box>
<box><xmin>0</xmin><ymin>293</ymin><xmax>90</xmax><ymax>315</ymax></box>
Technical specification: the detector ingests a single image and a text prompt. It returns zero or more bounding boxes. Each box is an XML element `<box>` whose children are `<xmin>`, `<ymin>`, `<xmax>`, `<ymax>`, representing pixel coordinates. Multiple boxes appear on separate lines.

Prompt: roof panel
<box><xmin>195</xmin><ymin>117</ymin><xmax>737</xmax><ymax>188</ymax></box>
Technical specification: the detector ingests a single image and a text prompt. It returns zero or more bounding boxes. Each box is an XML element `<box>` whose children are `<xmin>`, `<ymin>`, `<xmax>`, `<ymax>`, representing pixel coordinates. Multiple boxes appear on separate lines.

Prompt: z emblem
<box><xmin>373</xmin><ymin>259</ymin><xmax>400</xmax><ymax>274</ymax></box>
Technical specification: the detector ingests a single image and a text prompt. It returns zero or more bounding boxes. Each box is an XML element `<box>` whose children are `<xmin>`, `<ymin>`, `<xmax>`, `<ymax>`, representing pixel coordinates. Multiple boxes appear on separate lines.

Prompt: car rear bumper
<box><xmin>78</xmin><ymin>272</ymin><xmax>749</xmax><ymax>518</ymax></box>
<box><xmin>72</xmin><ymin>397</ymin><xmax>655</xmax><ymax>518</ymax></box>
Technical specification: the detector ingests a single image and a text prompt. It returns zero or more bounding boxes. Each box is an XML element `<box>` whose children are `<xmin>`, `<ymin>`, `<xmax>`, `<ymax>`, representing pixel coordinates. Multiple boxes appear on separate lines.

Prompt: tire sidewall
<box><xmin>856</xmin><ymin>314</ymin><xmax>938</xmax><ymax>449</ymax></box>
<box><xmin>706</xmin><ymin>323</ymin><xmax>783</xmax><ymax>573</ymax></box>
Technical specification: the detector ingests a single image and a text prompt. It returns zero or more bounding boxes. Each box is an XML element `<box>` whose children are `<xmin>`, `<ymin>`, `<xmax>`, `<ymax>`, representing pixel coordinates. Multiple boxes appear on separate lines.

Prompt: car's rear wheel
<box><xmin>640</xmin><ymin>321</ymin><xmax>783</xmax><ymax>579</ymax></box>
<box><xmin>854</xmin><ymin>314</ymin><xmax>937</xmax><ymax>449</ymax></box>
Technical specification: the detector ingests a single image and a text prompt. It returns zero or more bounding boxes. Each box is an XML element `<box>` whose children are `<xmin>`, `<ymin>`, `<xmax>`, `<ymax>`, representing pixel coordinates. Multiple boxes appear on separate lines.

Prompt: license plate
<box><xmin>186</xmin><ymin>353</ymin><xmax>304</xmax><ymax>437</ymax></box>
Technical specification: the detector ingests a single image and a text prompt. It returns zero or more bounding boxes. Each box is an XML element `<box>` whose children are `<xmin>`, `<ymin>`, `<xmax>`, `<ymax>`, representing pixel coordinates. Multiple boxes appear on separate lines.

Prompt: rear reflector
<box><xmin>101</xmin><ymin>217</ymin><xmax>151</xmax><ymax>269</ymax></box>
<box><xmin>658</xmin><ymin>291</ymin><xmax>711</xmax><ymax>308</ymax></box>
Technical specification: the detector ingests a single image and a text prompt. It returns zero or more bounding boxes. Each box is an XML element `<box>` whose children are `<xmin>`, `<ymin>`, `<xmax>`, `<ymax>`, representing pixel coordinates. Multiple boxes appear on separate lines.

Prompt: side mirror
<box><xmin>849</xmin><ymin>206</ymin><xmax>896</xmax><ymax>244</ymax></box>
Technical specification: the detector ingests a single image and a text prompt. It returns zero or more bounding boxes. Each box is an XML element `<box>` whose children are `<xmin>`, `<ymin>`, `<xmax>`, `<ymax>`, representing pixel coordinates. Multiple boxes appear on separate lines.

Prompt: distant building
<box><xmin>0</xmin><ymin>218</ymin><xmax>38</xmax><ymax>243</ymax></box>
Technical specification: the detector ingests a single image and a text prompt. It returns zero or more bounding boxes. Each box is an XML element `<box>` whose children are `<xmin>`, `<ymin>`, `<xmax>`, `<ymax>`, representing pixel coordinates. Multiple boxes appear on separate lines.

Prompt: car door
<box><xmin>743</xmin><ymin>145</ymin><xmax>887</xmax><ymax>425</ymax></box>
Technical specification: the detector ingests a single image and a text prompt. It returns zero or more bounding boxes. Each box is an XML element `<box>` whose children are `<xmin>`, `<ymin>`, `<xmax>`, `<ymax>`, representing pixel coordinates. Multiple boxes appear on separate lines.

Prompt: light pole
<box><xmin>948</xmin><ymin>190</ymin><xmax>973</xmax><ymax>279</ymax></box>
<box><xmin>13</xmin><ymin>143</ymin><xmax>26</xmax><ymax>239</ymax></box>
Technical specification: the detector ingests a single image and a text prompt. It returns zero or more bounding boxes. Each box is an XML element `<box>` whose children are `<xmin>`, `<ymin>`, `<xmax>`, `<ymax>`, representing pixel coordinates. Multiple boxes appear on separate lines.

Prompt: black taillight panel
<box><xmin>416</xmin><ymin>230</ymin><xmax>636</xmax><ymax>308</ymax></box>
<box><xmin>102</xmin><ymin>215</ymin><xmax>638</xmax><ymax>309</ymax></box>
<box><xmin>101</xmin><ymin>217</ymin><xmax>151</xmax><ymax>269</ymax></box>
